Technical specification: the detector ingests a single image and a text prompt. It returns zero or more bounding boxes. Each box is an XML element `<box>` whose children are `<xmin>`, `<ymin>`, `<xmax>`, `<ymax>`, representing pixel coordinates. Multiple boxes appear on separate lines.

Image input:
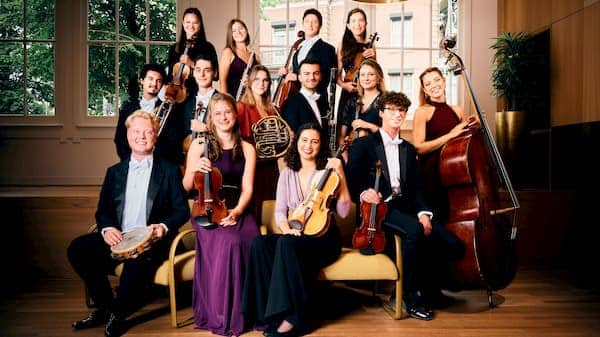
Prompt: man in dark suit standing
<box><xmin>346</xmin><ymin>92</ymin><xmax>463</xmax><ymax>321</ymax></box>
<box><xmin>280</xmin><ymin>8</ymin><xmax>336</xmax><ymax>106</ymax></box>
<box><xmin>281</xmin><ymin>59</ymin><xmax>330</xmax><ymax>142</ymax></box>
<box><xmin>114</xmin><ymin>64</ymin><xmax>185</xmax><ymax>165</ymax></box>
<box><xmin>70</xmin><ymin>110</ymin><xmax>190</xmax><ymax>337</ymax></box>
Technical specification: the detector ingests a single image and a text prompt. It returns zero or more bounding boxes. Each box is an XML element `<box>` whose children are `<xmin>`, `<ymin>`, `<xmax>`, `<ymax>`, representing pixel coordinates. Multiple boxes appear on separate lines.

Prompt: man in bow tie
<box><xmin>114</xmin><ymin>64</ymin><xmax>185</xmax><ymax>166</ymax></box>
<box><xmin>281</xmin><ymin>58</ymin><xmax>330</xmax><ymax>141</ymax></box>
<box><xmin>69</xmin><ymin>110</ymin><xmax>189</xmax><ymax>337</ymax></box>
<box><xmin>346</xmin><ymin>91</ymin><xmax>464</xmax><ymax>321</ymax></box>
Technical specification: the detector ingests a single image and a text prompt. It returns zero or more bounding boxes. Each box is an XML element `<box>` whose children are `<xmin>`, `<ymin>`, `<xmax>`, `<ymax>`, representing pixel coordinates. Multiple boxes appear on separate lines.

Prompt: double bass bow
<box><xmin>352</xmin><ymin>160</ymin><xmax>386</xmax><ymax>255</ymax></box>
<box><xmin>439</xmin><ymin>36</ymin><xmax>519</xmax><ymax>306</ymax></box>
<box><xmin>191</xmin><ymin>131</ymin><xmax>228</xmax><ymax>229</ymax></box>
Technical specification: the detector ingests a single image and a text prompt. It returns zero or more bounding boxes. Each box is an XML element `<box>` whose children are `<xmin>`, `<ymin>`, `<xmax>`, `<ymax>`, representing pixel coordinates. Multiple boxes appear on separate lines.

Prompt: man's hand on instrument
<box><xmin>103</xmin><ymin>227</ymin><xmax>123</xmax><ymax>246</ymax></box>
<box><xmin>418</xmin><ymin>214</ymin><xmax>433</xmax><ymax>236</ymax></box>
<box><xmin>190</xmin><ymin>120</ymin><xmax>207</xmax><ymax>133</ymax></box>
<box><xmin>360</xmin><ymin>188</ymin><xmax>382</xmax><ymax>204</ymax></box>
<box><xmin>284</xmin><ymin>72</ymin><xmax>297</xmax><ymax>82</ymax></box>
<box><xmin>149</xmin><ymin>223</ymin><xmax>166</xmax><ymax>239</ymax></box>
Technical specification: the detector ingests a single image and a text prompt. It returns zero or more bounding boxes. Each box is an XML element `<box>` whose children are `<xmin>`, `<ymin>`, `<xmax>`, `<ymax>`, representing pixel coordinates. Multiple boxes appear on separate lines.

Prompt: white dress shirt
<box><xmin>139</xmin><ymin>97</ymin><xmax>158</xmax><ymax>113</ymax></box>
<box><xmin>297</xmin><ymin>36</ymin><xmax>321</xmax><ymax>64</ymax></box>
<box><xmin>300</xmin><ymin>88</ymin><xmax>322</xmax><ymax>126</ymax></box>
<box><xmin>121</xmin><ymin>155</ymin><xmax>153</xmax><ymax>233</ymax></box>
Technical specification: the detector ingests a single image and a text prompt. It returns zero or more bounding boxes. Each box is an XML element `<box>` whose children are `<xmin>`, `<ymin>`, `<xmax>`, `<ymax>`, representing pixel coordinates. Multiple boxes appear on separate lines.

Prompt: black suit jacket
<box><xmin>114</xmin><ymin>99</ymin><xmax>185</xmax><ymax>165</ymax></box>
<box><xmin>346</xmin><ymin>131</ymin><xmax>430</xmax><ymax>215</ymax></box>
<box><xmin>292</xmin><ymin>39</ymin><xmax>337</xmax><ymax>104</ymax></box>
<box><xmin>95</xmin><ymin>157</ymin><xmax>190</xmax><ymax>241</ymax></box>
<box><xmin>281</xmin><ymin>91</ymin><xmax>329</xmax><ymax>141</ymax></box>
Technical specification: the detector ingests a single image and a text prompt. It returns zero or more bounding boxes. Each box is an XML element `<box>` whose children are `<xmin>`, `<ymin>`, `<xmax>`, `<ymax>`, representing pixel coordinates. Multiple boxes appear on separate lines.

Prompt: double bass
<box><xmin>272</xmin><ymin>31</ymin><xmax>305</xmax><ymax>108</ymax></box>
<box><xmin>438</xmin><ymin>37</ymin><xmax>519</xmax><ymax>306</ymax></box>
<box><xmin>352</xmin><ymin>160</ymin><xmax>386</xmax><ymax>255</ymax></box>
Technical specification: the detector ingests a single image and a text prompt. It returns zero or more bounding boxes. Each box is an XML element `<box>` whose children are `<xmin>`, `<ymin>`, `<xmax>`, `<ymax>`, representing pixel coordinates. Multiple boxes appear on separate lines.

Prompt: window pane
<box><xmin>27</xmin><ymin>0</ymin><xmax>54</xmax><ymax>39</ymax></box>
<box><xmin>119</xmin><ymin>0</ymin><xmax>145</xmax><ymax>41</ymax></box>
<box><xmin>27</xmin><ymin>42</ymin><xmax>55</xmax><ymax>115</ymax></box>
<box><xmin>150</xmin><ymin>0</ymin><xmax>176</xmax><ymax>41</ymax></box>
<box><xmin>0</xmin><ymin>0</ymin><xmax>23</xmax><ymax>39</ymax></box>
<box><xmin>150</xmin><ymin>45</ymin><xmax>169</xmax><ymax>66</ymax></box>
<box><xmin>0</xmin><ymin>42</ymin><xmax>25</xmax><ymax>115</ymax></box>
<box><xmin>88</xmin><ymin>44</ymin><xmax>115</xmax><ymax>116</ymax></box>
<box><xmin>88</xmin><ymin>0</ymin><xmax>116</xmax><ymax>40</ymax></box>
<box><xmin>119</xmin><ymin>44</ymin><xmax>145</xmax><ymax>106</ymax></box>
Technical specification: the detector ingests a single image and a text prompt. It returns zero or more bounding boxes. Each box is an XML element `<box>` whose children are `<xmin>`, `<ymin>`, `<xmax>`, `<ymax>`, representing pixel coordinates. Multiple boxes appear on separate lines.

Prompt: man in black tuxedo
<box><xmin>346</xmin><ymin>92</ymin><xmax>463</xmax><ymax>321</ymax></box>
<box><xmin>69</xmin><ymin>110</ymin><xmax>190</xmax><ymax>337</ymax></box>
<box><xmin>281</xmin><ymin>59</ymin><xmax>329</xmax><ymax>141</ymax></box>
<box><xmin>280</xmin><ymin>8</ymin><xmax>336</xmax><ymax>106</ymax></box>
<box><xmin>114</xmin><ymin>64</ymin><xmax>185</xmax><ymax>165</ymax></box>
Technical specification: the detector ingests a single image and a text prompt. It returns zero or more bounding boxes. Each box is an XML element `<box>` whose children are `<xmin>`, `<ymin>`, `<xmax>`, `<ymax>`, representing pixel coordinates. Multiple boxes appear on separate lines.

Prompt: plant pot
<box><xmin>495</xmin><ymin>110</ymin><xmax>526</xmax><ymax>186</ymax></box>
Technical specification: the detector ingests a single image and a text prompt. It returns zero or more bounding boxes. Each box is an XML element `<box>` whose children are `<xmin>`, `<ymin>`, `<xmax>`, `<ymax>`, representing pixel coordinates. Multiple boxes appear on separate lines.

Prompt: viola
<box><xmin>343</xmin><ymin>32</ymin><xmax>379</xmax><ymax>83</ymax></box>
<box><xmin>438</xmin><ymin>36</ymin><xmax>519</xmax><ymax>306</ymax></box>
<box><xmin>288</xmin><ymin>137</ymin><xmax>350</xmax><ymax>236</ymax></box>
<box><xmin>191</xmin><ymin>132</ymin><xmax>228</xmax><ymax>228</ymax></box>
<box><xmin>352</xmin><ymin>160</ymin><xmax>387</xmax><ymax>255</ymax></box>
<box><xmin>272</xmin><ymin>31</ymin><xmax>305</xmax><ymax>109</ymax></box>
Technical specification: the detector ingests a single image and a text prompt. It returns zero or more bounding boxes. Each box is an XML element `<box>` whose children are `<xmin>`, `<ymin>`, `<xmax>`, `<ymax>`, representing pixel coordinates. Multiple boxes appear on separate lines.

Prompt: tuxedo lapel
<box><xmin>114</xmin><ymin>161</ymin><xmax>128</xmax><ymax>226</ymax></box>
<box><xmin>398</xmin><ymin>142</ymin><xmax>408</xmax><ymax>186</ymax></box>
<box><xmin>146</xmin><ymin>159</ymin><xmax>164</xmax><ymax>221</ymax></box>
<box><xmin>373</xmin><ymin>132</ymin><xmax>392</xmax><ymax>189</ymax></box>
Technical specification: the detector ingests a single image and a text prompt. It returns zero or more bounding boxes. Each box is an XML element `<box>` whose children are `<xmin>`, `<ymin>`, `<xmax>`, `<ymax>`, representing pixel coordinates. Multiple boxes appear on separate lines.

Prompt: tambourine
<box><xmin>110</xmin><ymin>227</ymin><xmax>157</xmax><ymax>261</ymax></box>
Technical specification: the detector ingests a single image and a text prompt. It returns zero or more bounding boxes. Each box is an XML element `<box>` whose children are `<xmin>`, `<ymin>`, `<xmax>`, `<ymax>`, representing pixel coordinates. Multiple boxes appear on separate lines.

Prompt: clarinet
<box><xmin>327</xmin><ymin>68</ymin><xmax>338</xmax><ymax>153</ymax></box>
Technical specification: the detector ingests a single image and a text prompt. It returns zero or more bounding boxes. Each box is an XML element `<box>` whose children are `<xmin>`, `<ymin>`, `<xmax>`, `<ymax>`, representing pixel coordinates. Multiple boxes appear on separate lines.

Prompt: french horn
<box><xmin>251</xmin><ymin>115</ymin><xmax>292</xmax><ymax>159</ymax></box>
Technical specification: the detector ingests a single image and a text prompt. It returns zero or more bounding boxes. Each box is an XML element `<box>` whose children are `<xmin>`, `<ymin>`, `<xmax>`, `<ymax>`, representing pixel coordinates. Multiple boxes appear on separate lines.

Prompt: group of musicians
<box><xmin>68</xmin><ymin>6</ymin><xmax>473</xmax><ymax>337</ymax></box>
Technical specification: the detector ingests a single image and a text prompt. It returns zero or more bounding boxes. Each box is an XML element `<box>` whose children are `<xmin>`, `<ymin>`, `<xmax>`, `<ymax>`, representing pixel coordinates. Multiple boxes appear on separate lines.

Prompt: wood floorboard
<box><xmin>1</xmin><ymin>266</ymin><xmax>599</xmax><ymax>337</ymax></box>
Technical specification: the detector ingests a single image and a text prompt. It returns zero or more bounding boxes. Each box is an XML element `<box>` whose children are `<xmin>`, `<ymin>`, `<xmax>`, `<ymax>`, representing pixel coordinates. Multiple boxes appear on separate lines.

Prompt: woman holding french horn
<box><xmin>236</xmin><ymin>64</ymin><xmax>291</xmax><ymax>221</ymax></box>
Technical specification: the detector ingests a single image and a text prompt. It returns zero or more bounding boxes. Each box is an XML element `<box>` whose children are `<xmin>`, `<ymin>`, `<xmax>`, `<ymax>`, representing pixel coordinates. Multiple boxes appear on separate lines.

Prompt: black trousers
<box><xmin>67</xmin><ymin>231</ymin><xmax>171</xmax><ymax>316</ymax></box>
<box><xmin>383</xmin><ymin>206</ymin><xmax>464</xmax><ymax>297</ymax></box>
<box><xmin>242</xmin><ymin>225</ymin><xmax>341</xmax><ymax>328</ymax></box>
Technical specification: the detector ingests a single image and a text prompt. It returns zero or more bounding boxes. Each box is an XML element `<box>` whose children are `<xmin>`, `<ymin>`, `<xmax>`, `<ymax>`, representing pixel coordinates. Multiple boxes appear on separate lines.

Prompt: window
<box><xmin>390</xmin><ymin>12</ymin><xmax>413</xmax><ymax>48</ymax></box>
<box><xmin>271</xmin><ymin>21</ymin><xmax>296</xmax><ymax>66</ymax></box>
<box><xmin>0</xmin><ymin>0</ymin><xmax>56</xmax><ymax>116</ymax></box>
<box><xmin>87</xmin><ymin>0</ymin><xmax>176</xmax><ymax>117</ymax></box>
<box><xmin>258</xmin><ymin>0</ymin><xmax>460</xmax><ymax>124</ymax></box>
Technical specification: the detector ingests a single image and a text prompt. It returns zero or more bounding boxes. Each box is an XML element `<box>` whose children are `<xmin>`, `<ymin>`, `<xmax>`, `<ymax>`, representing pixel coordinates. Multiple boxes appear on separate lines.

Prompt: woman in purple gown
<box><xmin>183</xmin><ymin>92</ymin><xmax>259</xmax><ymax>336</ymax></box>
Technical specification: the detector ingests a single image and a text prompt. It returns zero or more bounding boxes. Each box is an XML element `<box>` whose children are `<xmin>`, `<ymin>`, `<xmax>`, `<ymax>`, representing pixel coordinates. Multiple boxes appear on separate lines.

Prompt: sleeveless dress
<box><xmin>226</xmin><ymin>53</ymin><xmax>255</xmax><ymax>99</ymax></box>
<box><xmin>191</xmin><ymin>149</ymin><xmax>260</xmax><ymax>337</ymax></box>
<box><xmin>417</xmin><ymin>101</ymin><xmax>460</xmax><ymax>223</ymax></box>
<box><xmin>341</xmin><ymin>92</ymin><xmax>382</xmax><ymax>137</ymax></box>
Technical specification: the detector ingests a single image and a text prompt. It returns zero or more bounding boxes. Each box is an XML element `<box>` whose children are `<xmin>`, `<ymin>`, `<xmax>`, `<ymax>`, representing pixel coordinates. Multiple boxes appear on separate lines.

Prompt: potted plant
<box><xmin>490</xmin><ymin>31</ymin><xmax>537</xmax><ymax>186</ymax></box>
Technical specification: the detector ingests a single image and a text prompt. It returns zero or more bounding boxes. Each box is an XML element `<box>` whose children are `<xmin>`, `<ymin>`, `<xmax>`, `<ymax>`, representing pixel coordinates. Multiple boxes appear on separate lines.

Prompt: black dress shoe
<box><xmin>104</xmin><ymin>313</ymin><xmax>126</xmax><ymax>337</ymax></box>
<box><xmin>72</xmin><ymin>309</ymin><xmax>107</xmax><ymax>329</ymax></box>
<box><xmin>406</xmin><ymin>303</ymin><xmax>434</xmax><ymax>321</ymax></box>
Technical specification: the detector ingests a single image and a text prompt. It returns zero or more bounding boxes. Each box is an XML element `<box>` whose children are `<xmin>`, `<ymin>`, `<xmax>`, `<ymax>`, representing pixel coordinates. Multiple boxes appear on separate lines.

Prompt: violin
<box><xmin>191</xmin><ymin>132</ymin><xmax>228</xmax><ymax>229</ymax></box>
<box><xmin>343</xmin><ymin>32</ymin><xmax>379</xmax><ymax>83</ymax></box>
<box><xmin>438</xmin><ymin>36</ymin><xmax>519</xmax><ymax>305</ymax></box>
<box><xmin>272</xmin><ymin>31</ymin><xmax>305</xmax><ymax>109</ymax></box>
<box><xmin>164</xmin><ymin>39</ymin><xmax>194</xmax><ymax>104</ymax></box>
<box><xmin>352</xmin><ymin>160</ymin><xmax>387</xmax><ymax>255</ymax></box>
<box><xmin>182</xmin><ymin>101</ymin><xmax>207</xmax><ymax>155</ymax></box>
<box><xmin>288</xmin><ymin>137</ymin><xmax>350</xmax><ymax>236</ymax></box>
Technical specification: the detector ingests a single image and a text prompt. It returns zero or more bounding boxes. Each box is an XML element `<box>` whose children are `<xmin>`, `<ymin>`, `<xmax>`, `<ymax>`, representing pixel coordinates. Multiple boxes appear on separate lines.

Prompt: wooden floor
<box><xmin>1</xmin><ymin>266</ymin><xmax>599</xmax><ymax>337</ymax></box>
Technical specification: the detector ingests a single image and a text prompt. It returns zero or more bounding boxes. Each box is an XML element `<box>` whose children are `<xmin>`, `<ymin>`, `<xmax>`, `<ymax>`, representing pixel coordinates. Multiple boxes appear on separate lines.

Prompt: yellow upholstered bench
<box><xmin>261</xmin><ymin>200</ymin><xmax>404</xmax><ymax>319</ymax></box>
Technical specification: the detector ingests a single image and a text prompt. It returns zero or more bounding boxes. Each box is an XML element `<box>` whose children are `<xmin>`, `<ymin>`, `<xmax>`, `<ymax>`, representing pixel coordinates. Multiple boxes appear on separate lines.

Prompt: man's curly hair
<box><xmin>377</xmin><ymin>91</ymin><xmax>411</xmax><ymax>111</ymax></box>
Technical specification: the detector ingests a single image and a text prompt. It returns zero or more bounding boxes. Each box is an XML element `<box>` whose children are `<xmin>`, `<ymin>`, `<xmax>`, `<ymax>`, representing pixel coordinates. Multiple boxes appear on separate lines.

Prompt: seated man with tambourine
<box><xmin>68</xmin><ymin>110</ymin><xmax>189</xmax><ymax>337</ymax></box>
